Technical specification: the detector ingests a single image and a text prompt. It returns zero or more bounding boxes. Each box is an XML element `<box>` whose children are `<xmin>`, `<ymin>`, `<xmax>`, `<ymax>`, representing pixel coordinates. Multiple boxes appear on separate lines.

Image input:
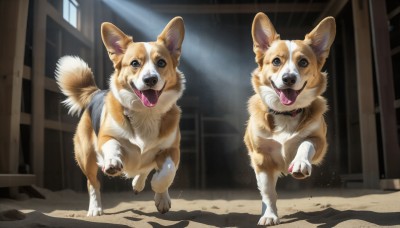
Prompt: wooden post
<box><xmin>32</xmin><ymin>0</ymin><xmax>47</xmax><ymax>187</ymax></box>
<box><xmin>368</xmin><ymin>0</ymin><xmax>400</xmax><ymax>178</ymax></box>
<box><xmin>352</xmin><ymin>0</ymin><xmax>380</xmax><ymax>188</ymax></box>
<box><xmin>341</xmin><ymin>18</ymin><xmax>362</xmax><ymax>174</ymax></box>
<box><xmin>0</xmin><ymin>0</ymin><xmax>29</xmax><ymax>174</ymax></box>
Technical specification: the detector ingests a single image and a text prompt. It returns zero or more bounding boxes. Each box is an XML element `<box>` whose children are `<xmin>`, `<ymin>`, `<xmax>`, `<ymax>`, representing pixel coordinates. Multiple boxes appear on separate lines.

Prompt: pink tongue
<box><xmin>141</xmin><ymin>90</ymin><xmax>159</xmax><ymax>107</ymax></box>
<box><xmin>279</xmin><ymin>89</ymin><xmax>298</xmax><ymax>106</ymax></box>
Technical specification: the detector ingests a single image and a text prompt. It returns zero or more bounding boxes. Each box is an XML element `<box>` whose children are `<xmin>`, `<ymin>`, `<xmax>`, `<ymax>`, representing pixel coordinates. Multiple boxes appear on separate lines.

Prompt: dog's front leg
<box><xmin>151</xmin><ymin>147</ymin><xmax>179</xmax><ymax>214</ymax></box>
<box><xmin>99</xmin><ymin>137</ymin><xmax>123</xmax><ymax>176</ymax></box>
<box><xmin>256</xmin><ymin>170</ymin><xmax>280</xmax><ymax>225</ymax></box>
<box><xmin>289</xmin><ymin>140</ymin><xmax>315</xmax><ymax>179</ymax></box>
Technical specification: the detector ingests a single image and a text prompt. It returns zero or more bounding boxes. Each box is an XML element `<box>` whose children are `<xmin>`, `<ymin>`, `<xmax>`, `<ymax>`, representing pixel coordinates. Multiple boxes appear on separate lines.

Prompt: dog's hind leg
<box><xmin>76</xmin><ymin>144</ymin><xmax>102</xmax><ymax>216</ymax></box>
<box><xmin>75</xmin><ymin>153</ymin><xmax>103</xmax><ymax>216</ymax></box>
<box><xmin>151</xmin><ymin>145</ymin><xmax>180</xmax><ymax>214</ymax></box>
<box><xmin>85</xmin><ymin>156</ymin><xmax>102</xmax><ymax>216</ymax></box>
<box><xmin>74</xmin><ymin>113</ymin><xmax>103</xmax><ymax>216</ymax></box>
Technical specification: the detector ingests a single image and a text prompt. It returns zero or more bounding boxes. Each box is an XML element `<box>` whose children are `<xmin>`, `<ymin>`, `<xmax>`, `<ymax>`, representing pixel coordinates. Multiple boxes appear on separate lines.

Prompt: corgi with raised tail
<box><xmin>56</xmin><ymin>17</ymin><xmax>185</xmax><ymax>216</ymax></box>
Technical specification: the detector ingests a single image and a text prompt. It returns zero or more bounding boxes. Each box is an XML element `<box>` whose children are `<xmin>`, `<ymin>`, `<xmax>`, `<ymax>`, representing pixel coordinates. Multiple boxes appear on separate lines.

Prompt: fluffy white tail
<box><xmin>55</xmin><ymin>56</ymin><xmax>99</xmax><ymax>116</ymax></box>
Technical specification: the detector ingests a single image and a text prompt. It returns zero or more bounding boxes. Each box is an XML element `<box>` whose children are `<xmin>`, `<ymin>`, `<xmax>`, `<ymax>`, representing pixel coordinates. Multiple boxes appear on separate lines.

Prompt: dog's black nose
<box><xmin>282</xmin><ymin>73</ymin><xmax>297</xmax><ymax>86</ymax></box>
<box><xmin>143</xmin><ymin>75</ymin><xmax>158</xmax><ymax>87</ymax></box>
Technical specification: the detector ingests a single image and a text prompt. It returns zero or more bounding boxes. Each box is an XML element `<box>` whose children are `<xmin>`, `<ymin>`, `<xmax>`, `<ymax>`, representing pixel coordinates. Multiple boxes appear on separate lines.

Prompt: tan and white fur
<box><xmin>244</xmin><ymin>13</ymin><xmax>335</xmax><ymax>225</ymax></box>
<box><xmin>55</xmin><ymin>17</ymin><xmax>185</xmax><ymax>216</ymax></box>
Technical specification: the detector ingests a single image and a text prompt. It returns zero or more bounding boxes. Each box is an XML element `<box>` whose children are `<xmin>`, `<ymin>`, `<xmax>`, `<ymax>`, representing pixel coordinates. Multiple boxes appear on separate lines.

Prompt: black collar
<box><xmin>268</xmin><ymin>108</ymin><xmax>303</xmax><ymax>117</ymax></box>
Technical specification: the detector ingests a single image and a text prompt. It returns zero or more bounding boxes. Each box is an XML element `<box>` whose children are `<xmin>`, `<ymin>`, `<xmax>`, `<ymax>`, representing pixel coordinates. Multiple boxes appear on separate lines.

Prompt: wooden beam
<box><xmin>352</xmin><ymin>0</ymin><xmax>380</xmax><ymax>188</ymax></box>
<box><xmin>21</xmin><ymin>114</ymin><xmax>76</xmax><ymax>133</ymax></box>
<box><xmin>44</xmin><ymin>78</ymin><xmax>60</xmax><ymax>93</ymax></box>
<box><xmin>32</xmin><ymin>0</ymin><xmax>47</xmax><ymax>187</ymax></box>
<box><xmin>44</xmin><ymin>120</ymin><xmax>76</xmax><ymax>133</ymax></box>
<box><xmin>369</xmin><ymin>0</ymin><xmax>400</xmax><ymax>179</ymax></box>
<box><xmin>0</xmin><ymin>174</ymin><xmax>36</xmax><ymax>188</ymax></box>
<box><xmin>94</xmin><ymin>0</ymin><xmax>112</xmax><ymax>89</ymax></box>
<box><xmin>388</xmin><ymin>6</ymin><xmax>400</xmax><ymax>19</ymax></box>
<box><xmin>315</xmin><ymin>0</ymin><xmax>349</xmax><ymax>26</ymax></box>
<box><xmin>380</xmin><ymin>179</ymin><xmax>400</xmax><ymax>190</ymax></box>
<box><xmin>23</xmin><ymin>65</ymin><xmax>31</xmax><ymax>80</ymax></box>
<box><xmin>149</xmin><ymin>3</ymin><xmax>325</xmax><ymax>14</ymax></box>
<box><xmin>342</xmin><ymin>18</ymin><xmax>362</xmax><ymax>174</ymax></box>
<box><xmin>395</xmin><ymin>100</ymin><xmax>400</xmax><ymax>109</ymax></box>
<box><xmin>391</xmin><ymin>46</ymin><xmax>400</xmax><ymax>56</ymax></box>
<box><xmin>0</xmin><ymin>0</ymin><xmax>29</xmax><ymax>175</ymax></box>
<box><xmin>20</xmin><ymin>112</ymin><xmax>31</xmax><ymax>125</ymax></box>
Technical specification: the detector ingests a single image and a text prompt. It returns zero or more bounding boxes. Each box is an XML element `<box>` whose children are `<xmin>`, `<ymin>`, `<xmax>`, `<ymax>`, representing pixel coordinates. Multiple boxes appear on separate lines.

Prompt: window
<box><xmin>63</xmin><ymin>0</ymin><xmax>80</xmax><ymax>29</ymax></box>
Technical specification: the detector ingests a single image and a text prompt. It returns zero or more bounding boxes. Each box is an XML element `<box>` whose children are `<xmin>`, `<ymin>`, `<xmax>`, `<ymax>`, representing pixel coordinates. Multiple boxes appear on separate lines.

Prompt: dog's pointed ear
<box><xmin>157</xmin><ymin>17</ymin><xmax>185</xmax><ymax>66</ymax></box>
<box><xmin>101</xmin><ymin>22</ymin><xmax>133</xmax><ymax>67</ymax></box>
<box><xmin>305</xmin><ymin>17</ymin><xmax>336</xmax><ymax>69</ymax></box>
<box><xmin>252</xmin><ymin>12</ymin><xmax>280</xmax><ymax>66</ymax></box>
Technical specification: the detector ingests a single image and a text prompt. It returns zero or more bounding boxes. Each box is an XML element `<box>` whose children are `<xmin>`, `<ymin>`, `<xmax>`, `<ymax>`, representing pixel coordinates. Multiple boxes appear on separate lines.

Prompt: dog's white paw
<box><xmin>154</xmin><ymin>191</ymin><xmax>171</xmax><ymax>214</ymax></box>
<box><xmin>87</xmin><ymin>205</ymin><xmax>103</xmax><ymax>216</ymax></box>
<box><xmin>102</xmin><ymin>156</ymin><xmax>123</xmax><ymax>176</ymax></box>
<box><xmin>132</xmin><ymin>175</ymin><xmax>146</xmax><ymax>194</ymax></box>
<box><xmin>289</xmin><ymin>158</ymin><xmax>312</xmax><ymax>179</ymax></box>
<box><xmin>258</xmin><ymin>213</ymin><xmax>280</xmax><ymax>226</ymax></box>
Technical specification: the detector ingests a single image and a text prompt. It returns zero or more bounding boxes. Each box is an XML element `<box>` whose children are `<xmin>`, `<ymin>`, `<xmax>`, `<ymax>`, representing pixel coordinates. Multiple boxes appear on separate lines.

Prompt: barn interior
<box><xmin>1</xmin><ymin>0</ymin><xmax>400</xmax><ymax>197</ymax></box>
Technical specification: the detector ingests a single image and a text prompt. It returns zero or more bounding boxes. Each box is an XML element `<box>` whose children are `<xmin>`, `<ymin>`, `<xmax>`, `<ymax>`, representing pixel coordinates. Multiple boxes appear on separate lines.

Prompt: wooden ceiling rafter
<box><xmin>148</xmin><ymin>3</ymin><xmax>325</xmax><ymax>14</ymax></box>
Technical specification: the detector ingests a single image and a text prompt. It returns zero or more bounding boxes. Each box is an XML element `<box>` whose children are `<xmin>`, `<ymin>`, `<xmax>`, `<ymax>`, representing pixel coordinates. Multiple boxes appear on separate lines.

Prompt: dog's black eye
<box><xmin>157</xmin><ymin>59</ymin><xmax>167</xmax><ymax>68</ymax></box>
<box><xmin>131</xmin><ymin>60</ymin><xmax>141</xmax><ymax>68</ymax></box>
<box><xmin>298</xmin><ymin>58</ymin><xmax>309</xmax><ymax>68</ymax></box>
<box><xmin>272</xmin><ymin>58</ymin><xmax>281</xmax><ymax>66</ymax></box>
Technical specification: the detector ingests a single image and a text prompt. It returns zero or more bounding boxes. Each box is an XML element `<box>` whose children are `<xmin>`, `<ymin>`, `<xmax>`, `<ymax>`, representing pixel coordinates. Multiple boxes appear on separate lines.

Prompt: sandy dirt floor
<box><xmin>0</xmin><ymin>188</ymin><xmax>399</xmax><ymax>227</ymax></box>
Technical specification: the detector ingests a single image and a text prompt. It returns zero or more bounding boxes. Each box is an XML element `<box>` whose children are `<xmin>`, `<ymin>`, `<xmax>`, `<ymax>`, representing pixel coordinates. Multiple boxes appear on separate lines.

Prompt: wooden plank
<box><xmin>80</xmin><ymin>0</ymin><xmax>95</xmax><ymax>45</ymax></box>
<box><xmin>44</xmin><ymin>120</ymin><xmax>76</xmax><ymax>133</ymax></box>
<box><xmin>94</xmin><ymin>0</ymin><xmax>109</xmax><ymax>88</ymax></box>
<box><xmin>315</xmin><ymin>0</ymin><xmax>349</xmax><ymax>26</ymax></box>
<box><xmin>380</xmin><ymin>179</ymin><xmax>400</xmax><ymax>190</ymax></box>
<box><xmin>20</xmin><ymin>112</ymin><xmax>76</xmax><ymax>132</ymax></box>
<box><xmin>0</xmin><ymin>174</ymin><xmax>36</xmax><ymax>188</ymax></box>
<box><xmin>352</xmin><ymin>0</ymin><xmax>380</xmax><ymax>188</ymax></box>
<box><xmin>31</xmin><ymin>0</ymin><xmax>47</xmax><ymax>187</ymax></box>
<box><xmin>388</xmin><ymin>6</ymin><xmax>400</xmax><ymax>19</ymax></box>
<box><xmin>391</xmin><ymin>46</ymin><xmax>400</xmax><ymax>56</ymax></box>
<box><xmin>150</xmin><ymin>3</ymin><xmax>325</xmax><ymax>14</ymax></box>
<box><xmin>20</xmin><ymin>112</ymin><xmax>31</xmax><ymax>125</ymax></box>
<box><xmin>328</xmin><ymin>39</ymin><xmax>344</xmax><ymax>179</ymax></box>
<box><xmin>342</xmin><ymin>18</ymin><xmax>362</xmax><ymax>174</ymax></box>
<box><xmin>395</xmin><ymin>100</ymin><xmax>400</xmax><ymax>109</ymax></box>
<box><xmin>82</xmin><ymin>0</ymin><xmax>95</xmax><ymax>75</ymax></box>
<box><xmin>44</xmin><ymin>77</ymin><xmax>60</xmax><ymax>93</ymax></box>
<box><xmin>23</xmin><ymin>65</ymin><xmax>31</xmax><ymax>80</ymax></box>
<box><xmin>369</xmin><ymin>0</ymin><xmax>400</xmax><ymax>179</ymax></box>
<box><xmin>0</xmin><ymin>0</ymin><xmax>29</xmax><ymax>175</ymax></box>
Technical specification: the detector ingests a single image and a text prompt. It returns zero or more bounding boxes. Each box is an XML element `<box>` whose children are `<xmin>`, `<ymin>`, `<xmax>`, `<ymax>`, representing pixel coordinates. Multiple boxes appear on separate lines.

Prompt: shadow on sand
<box><xmin>128</xmin><ymin>209</ymin><xmax>260</xmax><ymax>228</ymax></box>
<box><xmin>0</xmin><ymin>210</ymin><xmax>129</xmax><ymax>228</ymax></box>
<box><xmin>282</xmin><ymin>207</ymin><xmax>400</xmax><ymax>227</ymax></box>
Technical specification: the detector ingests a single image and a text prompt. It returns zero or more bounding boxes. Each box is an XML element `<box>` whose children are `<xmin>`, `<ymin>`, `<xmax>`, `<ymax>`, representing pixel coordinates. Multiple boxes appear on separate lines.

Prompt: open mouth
<box><xmin>130</xmin><ymin>82</ymin><xmax>166</xmax><ymax>107</ymax></box>
<box><xmin>271</xmin><ymin>80</ymin><xmax>307</xmax><ymax>106</ymax></box>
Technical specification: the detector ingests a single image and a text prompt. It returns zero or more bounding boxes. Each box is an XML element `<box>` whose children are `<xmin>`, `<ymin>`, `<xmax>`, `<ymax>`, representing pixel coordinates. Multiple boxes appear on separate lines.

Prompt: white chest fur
<box><xmin>271</xmin><ymin>115</ymin><xmax>301</xmax><ymax>144</ymax></box>
<box><xmin>124</xmin><ymin>110</ymin><xmax>177</xmax><ymax>153</ymax></box>
<box><xmin>251</xmin><ymin>114</ymin><xmax>302</xmax><ymax>163</ymax></box>
<box><xmin>125</xmin><ymin>111</ymin><xmax>161</xmax><ymax>152</ymax></box>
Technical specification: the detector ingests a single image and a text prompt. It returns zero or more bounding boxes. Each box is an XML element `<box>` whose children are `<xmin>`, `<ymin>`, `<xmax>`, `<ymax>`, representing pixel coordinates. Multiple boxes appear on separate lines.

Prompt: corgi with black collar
<box><xmin>55</xmin><ymin>17</ymin><xmax>185</xmax><ymax>216</ymax></box>
<box><xmin>244</xmin><ymin>12</ymin><xmax>335</xmax><ymax>225</ymax></box>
